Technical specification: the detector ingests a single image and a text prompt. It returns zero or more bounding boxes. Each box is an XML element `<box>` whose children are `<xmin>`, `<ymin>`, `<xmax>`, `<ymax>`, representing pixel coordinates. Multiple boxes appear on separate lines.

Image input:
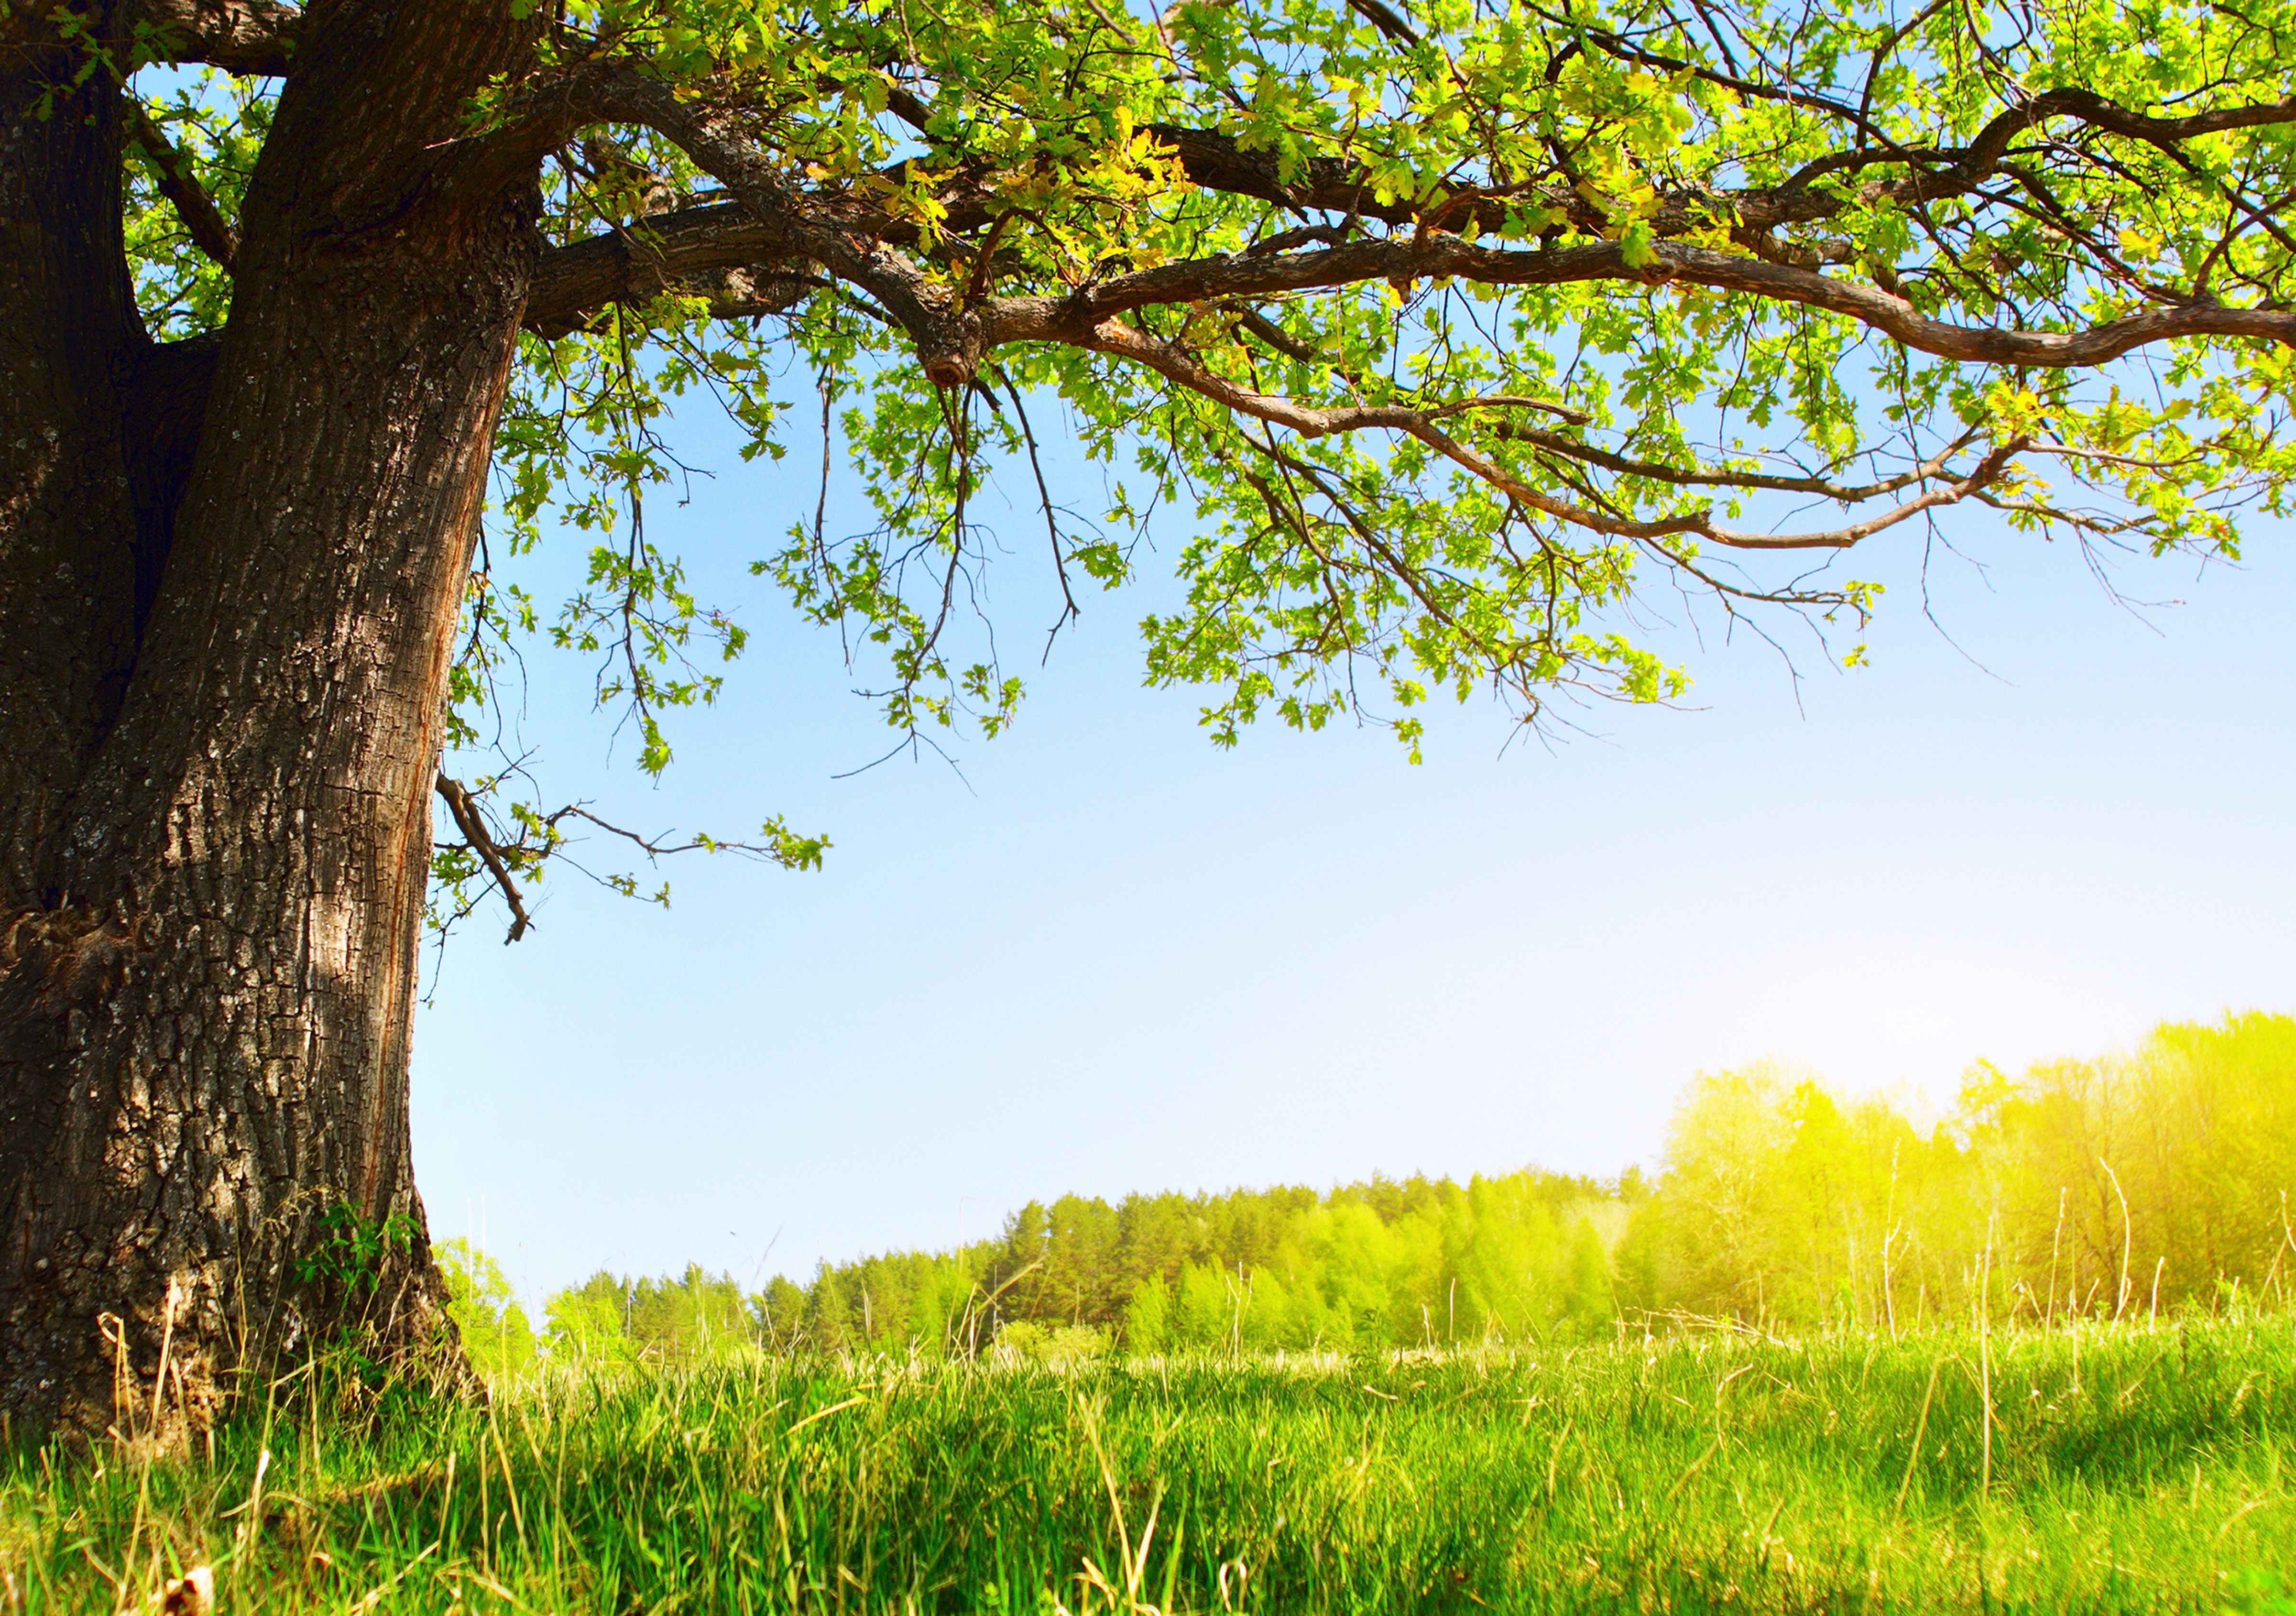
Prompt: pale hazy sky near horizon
<box><xmin>412</xmin><ymin>399</ymin><xmax>2296</xmax><ymax>1305</ymax></box>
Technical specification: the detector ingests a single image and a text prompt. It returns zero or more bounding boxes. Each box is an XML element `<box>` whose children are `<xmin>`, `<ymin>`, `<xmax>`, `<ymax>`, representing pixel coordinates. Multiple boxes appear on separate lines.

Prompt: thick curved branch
<box><xmin>140</xmin><ymin>0</ymin><xmax>298</xmax><ymax>74</ymax></box>
<box><xmin>127</xmin><ymin>102</ymin><xmax>237</xmax><ymax>272</ymax></box>
<box><xmin>1148</xmin><ymin>122</ymin><xmax>1456</xmax><ymax>226</ymax></box>
<box><xmin>526</xmin><ymin>62</ymin><xmax>2296</xmax><ymax>349</ymax></box>
<box><xmin>1111</xmin><ymin>91</ymin><xmax>2296</xmax><ymax>247</ymax></box>
<box><xmin>519</xmin><ymin>175</ymin><xmax>992</xmax><ymax>337</ymax></box>
<box><xmin>1964</xmin><ymin>87</ymin><xmax>2296</xmax><ymax>164</ymax></box>
<box><xmin>588</xmin><ymin>70</ymin><xmax>977</xmax><ymax>377</ymax></box>
<box><xmin>524</xmin><ymin>202</ymin><xmax>817</xmax><ymax>336</ymax></box>
<box><xmin>522</xmin><ymin>154</ymin><xmax>2296</xmax><ymax>462</ymax></box>
<box><xmin>990</xmin><ymin>235</ymin><xmax>2296</xmax><ymax>366</ymax></box>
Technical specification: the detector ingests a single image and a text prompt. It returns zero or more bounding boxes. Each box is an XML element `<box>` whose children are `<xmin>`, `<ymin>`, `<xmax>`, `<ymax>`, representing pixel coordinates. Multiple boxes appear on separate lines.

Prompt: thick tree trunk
<box><xmin>0</xmin><ymin>2</ymin><xmax>539</xmax><ymax>1439</ymax></box>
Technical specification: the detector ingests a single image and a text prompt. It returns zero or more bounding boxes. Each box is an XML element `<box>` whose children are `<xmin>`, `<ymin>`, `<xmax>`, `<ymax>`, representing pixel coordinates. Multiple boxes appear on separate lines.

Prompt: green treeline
<box><xmin>445</xmin><ymin>1012</ymin><xmax>2296</xmax><ymax>1371</ymax></box>
<box><xmin>779</xmin><ymin>1164</ymin><xmax>1630</xmax><ymax>1358</ymax></box>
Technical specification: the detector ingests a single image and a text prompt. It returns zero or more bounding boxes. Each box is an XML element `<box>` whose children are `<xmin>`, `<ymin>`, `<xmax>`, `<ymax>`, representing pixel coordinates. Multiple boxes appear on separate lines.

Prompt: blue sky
<box><xmin>414</xmin><ymin>400</ymin><xmax>2296</xmax><ymax>1304</ymax></box>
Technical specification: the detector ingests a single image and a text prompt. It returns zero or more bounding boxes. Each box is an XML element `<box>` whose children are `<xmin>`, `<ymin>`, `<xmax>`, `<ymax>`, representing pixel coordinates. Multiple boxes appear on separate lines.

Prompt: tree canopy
<box><xmin>87</xmin><ymin>0</ymin><xmax>2296</xmax><ymax>917</ymax></box>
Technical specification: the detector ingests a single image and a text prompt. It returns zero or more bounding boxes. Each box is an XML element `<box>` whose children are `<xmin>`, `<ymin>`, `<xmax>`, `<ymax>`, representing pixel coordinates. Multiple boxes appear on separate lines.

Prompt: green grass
<box><xmin>5</xmin><ymin>1322</ymin><xmax>2296</xmax><ymax>1613</ymax></box>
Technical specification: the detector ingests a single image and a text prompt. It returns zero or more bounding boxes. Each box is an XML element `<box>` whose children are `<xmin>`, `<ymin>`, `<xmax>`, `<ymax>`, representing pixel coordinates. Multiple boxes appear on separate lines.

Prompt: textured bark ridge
<box><xmin>0</xmin><ymin>2</ymin><xmax>541</xmax><ymax>1439</ymax></box>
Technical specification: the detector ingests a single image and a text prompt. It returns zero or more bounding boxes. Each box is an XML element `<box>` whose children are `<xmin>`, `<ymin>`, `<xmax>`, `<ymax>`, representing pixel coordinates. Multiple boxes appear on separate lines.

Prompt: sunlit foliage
<box><xmin>105</xmin><ymin>0</ymin><xmax>2296</xmax><ymax>928</ymax></box>
<box><xmin>1624</xmin><ymin>1011</ymin><xmax>2296</xmax><ymax>1332</ymax></box>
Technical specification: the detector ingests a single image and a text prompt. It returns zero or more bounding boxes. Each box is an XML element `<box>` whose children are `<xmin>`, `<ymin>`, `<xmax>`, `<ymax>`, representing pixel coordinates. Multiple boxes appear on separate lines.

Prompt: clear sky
<box><xmin>413</xmin><ymin>398</ymin><xmax>2296</xmax><ymax>1305</ymax></box>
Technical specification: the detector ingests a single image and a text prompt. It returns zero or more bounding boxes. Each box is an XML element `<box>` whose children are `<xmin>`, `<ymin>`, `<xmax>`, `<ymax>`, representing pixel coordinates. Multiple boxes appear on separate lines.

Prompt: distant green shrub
<box><xmin>1122</xmin><ymin>1273</ymin><xmax>1170</xmax><ymax>1352</ymax></box>
<box><xmin>993</xmin><ymin>1321</ymin><xmax>1109</xmax><ymax>1365</ymax></box>
<box><xmin>437</xmin><ymin>1238</ymin><xmax>536</xmax><ymax>1382</ymax></box>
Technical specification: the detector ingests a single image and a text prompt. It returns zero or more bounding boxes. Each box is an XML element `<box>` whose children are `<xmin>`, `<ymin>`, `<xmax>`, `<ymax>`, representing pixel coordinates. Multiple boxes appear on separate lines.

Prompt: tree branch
<box><xmin>139</xmin><ymin>0</ymin><xmax>298</xmax><ymax>75</ymax></box>
<box><xmin>1078</xmin><ymin>315</ymin><xmax>2034</xmax><ymax>546</ymax></box>
<box><xmin>126</xmin><ymin>102</ymin><xmax>237</xmax><ymax>272</ymax></box>
<box><xmin>524</xmin><ymin>202</ymin><xmax>821</xmax><ymax>336</ymax></box>
<box><xmin>496</xmin><ymin>56</ymin><xmax>2294</xmax><ymax>571</ymax></box>
<box><xmin>988</xmin><ymin>235</ymin><xmax>2296</xmax><ymax>367</ymax></box>
<box><xmin>1095</xmin><ymin>94</ymin><xmax>2296</xmax><ymax>248</ymax></box>
<box><xmin>1963</xmin><ymin>86</ymin><xmax>2296</xmax><ymax>166</ymax></box>
<box><xmin>435</xmin><ymin>774</ymin><xmax>533</xmax><ymax>944</ymax></box>
<box><xmin>521</xmin><ymin>67</ymin><xmax>2296</xmax><ymax>351</ymax></box>
<box><xmin>1490</xmin><ymin>422</ymin><xmax>1986</xmax><ymax>501</ymax></box>
<box><xmin>1408</xmin><ymin>427</ymin><xmax>2033</xmax><ymax>549</ymax></box>
<box><xmin>589</xmin><ymin>69</ymin><xmax>979</xmax><ymax>378</ymax></box>
<box><xmin>1342</xmin><ymin>0</ymin><xmax>1421</xmax><ymax>45</ymax></box>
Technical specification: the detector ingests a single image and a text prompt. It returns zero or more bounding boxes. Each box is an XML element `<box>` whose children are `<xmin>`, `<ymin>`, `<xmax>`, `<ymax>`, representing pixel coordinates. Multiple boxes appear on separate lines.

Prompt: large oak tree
<box><xmin>3</xmin><ymin>0</ymin><xmax>2292</xmax><ymax>1435</ymax></box>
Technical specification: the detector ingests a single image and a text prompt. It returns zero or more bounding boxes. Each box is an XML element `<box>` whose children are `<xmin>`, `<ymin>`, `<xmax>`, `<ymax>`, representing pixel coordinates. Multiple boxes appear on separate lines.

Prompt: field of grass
<box><xmin>5</xmin><ymin>1320</ymin><xmax>2295</xmax><ymax>1613</ymax></box>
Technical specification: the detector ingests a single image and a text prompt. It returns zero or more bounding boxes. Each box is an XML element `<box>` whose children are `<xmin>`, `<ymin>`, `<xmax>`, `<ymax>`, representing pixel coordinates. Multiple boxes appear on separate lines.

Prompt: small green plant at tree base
<box><xmin>293</xmin><ymin>1204</ymin><xmax>417</xmax><ymax>1296</ymax></box>
<box><xmin>273</xmin><ymin>1204</ymin><xmax>438</xmax><ymax>1416</ymax></box>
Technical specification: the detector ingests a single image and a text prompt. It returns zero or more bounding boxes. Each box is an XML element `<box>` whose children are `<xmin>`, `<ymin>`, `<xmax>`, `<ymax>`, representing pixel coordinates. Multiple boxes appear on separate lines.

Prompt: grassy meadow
<box><xmin>6</xmin><ymin>1317</ymin><xmax>2296</xmax><ymax>1614</ymax></box>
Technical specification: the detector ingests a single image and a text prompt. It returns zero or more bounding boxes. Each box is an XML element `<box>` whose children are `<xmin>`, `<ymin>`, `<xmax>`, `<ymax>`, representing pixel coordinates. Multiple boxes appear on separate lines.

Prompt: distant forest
<box><xmin>445</xmin><ymin>1013</ymin><xmax>2296</xmax><ymax>1374</ymax></box>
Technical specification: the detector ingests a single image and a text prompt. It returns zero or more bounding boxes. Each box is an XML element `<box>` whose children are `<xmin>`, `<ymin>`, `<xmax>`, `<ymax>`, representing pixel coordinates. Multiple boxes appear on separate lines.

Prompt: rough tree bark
<box><xmin>0</xmin><ymin>1</ymin><xmax>542</xmax><ymax>1439</ymax></box>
